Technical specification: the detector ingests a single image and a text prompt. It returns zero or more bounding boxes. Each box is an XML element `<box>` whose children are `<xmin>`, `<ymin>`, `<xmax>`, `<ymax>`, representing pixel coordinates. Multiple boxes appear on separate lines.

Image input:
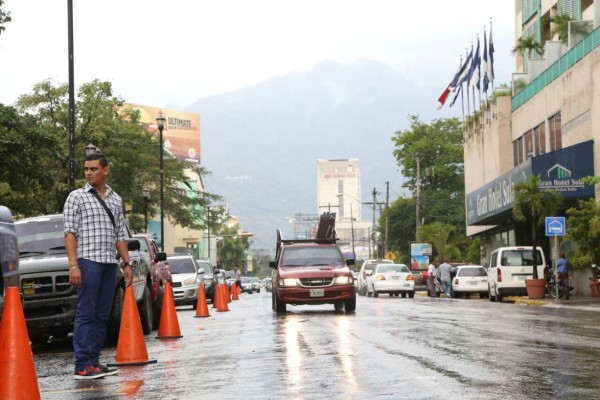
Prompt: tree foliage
<box><xmin>0</xmin><ymin>0</ymin><xmax>11</xmax><ymax>36</ymax></box>
<box><xmin>1</xmin><ymin>79</ymin><xmax>222</xmax><ymax>233</ymax></box>
<box><xmin>512</xmin><ymin>174</ymin><xmax>562</xmax><ymax>279</ymax></box>
<box><xmin>217</xmin><ymin>224</ymin><xmax>251</xmax><ymax>270</ymax></box>
<box><xmin>387</xmin><ymin>116</ymin><xmax>466</xmax><ymax>259</ymax></box>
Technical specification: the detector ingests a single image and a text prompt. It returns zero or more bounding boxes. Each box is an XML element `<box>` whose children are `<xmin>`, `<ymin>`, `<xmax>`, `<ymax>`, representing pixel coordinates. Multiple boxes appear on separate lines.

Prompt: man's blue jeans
<box><xmin>73</xmin><ymin>259</ymin><xmax>117</xmax><ymax>371</ymax></box>
<box><xmin>442</xmin><ymin>280</ymin><xmax>452</xmax><ymax>297</ymax></box>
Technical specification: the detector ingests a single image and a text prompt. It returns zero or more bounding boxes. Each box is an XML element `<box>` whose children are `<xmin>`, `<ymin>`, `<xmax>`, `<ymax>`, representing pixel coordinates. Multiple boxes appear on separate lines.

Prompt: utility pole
<box><xmin>415</xmin><ymin>154</ymin><xmax>421</xmax><ymax>234</ymax></box>
<box><xmin>363</xmin><ymin>187</ymin><xmax>384</xmax><ymax>258</ymax></box>
<box><xmin>384</xmin><ymin>181</ymin><xmax>389</xmax><ymax>257</ymax></box>
<box><xmin>350</xmin><ymin>203</ymin><xmax>356</xmax><ymax>260</ymax></box>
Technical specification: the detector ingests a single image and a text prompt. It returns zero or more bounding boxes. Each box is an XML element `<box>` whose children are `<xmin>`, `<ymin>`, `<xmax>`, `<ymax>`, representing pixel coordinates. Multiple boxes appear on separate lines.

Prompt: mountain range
<box><xmin>187</xmin><ymin>60</ymin><xmax>453</xmax><ymax>250</ymax></box>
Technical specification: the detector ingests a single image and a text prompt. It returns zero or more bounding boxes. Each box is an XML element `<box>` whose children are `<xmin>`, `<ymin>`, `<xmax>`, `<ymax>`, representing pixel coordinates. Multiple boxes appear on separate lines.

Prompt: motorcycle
<box><xmin>545</xmin><ymin>266</ymin><xmax>572</xmax><ymax>299</ymax></box>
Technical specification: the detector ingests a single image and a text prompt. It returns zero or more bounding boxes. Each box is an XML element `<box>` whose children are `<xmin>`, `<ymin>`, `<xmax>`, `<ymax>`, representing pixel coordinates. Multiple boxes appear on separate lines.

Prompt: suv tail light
<box><xmin>454</xmin><ymin>278</ymin><xmax>459</xmax><ymax>285</ymax></box>
<box><xmin>497</xmin><ymin>268</ymin><xmax>502</xmax><ymax>282</ymax></box>
<box><xmin>407</xmin><ymin>275</ymin><xmax>414</xmax><ymax>281</ymax></box>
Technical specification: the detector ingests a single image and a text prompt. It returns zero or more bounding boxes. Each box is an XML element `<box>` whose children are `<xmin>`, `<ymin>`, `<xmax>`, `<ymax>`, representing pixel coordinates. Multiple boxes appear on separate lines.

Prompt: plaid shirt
<box><xmin>64</xmin><ymin>183</ymin><xmax>127</xmax><ymax>264</ymax></box>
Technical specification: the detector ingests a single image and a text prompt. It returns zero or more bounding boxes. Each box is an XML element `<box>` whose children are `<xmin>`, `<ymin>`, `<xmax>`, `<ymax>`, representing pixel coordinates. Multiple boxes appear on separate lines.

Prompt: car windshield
<box><xmin>457</xmin><ymin>267</ymin><xmax>487</xmax><ymax>277</ymax></box>
<box><xmin>168</xmin><ymin>258</ymin><xmax>197</xmax><ymax>274</ymax></box>
<box><xmin>281</xmin><ymin>246</ymin><xmax>344</xmax><ymax>267</ymax></box>
<box><xmin>364</xmin><ymin>260</ymin><xmax>392</xmax><ymax>271</ymax></box>
<box><xmin>377</xmin><ymin>264</ymin><xmax>409</xmax><ymax>273</ymax></box>
<box><xmin>15</xmin><ymin>218</ymin><xmax>65</xmax><ymax>255</ymax></box>
<box><xmin>241</xmin><ymin>277</ymin><xmax>251</xmax><ymax>283</ymax></box>
<box><xmin>198</xmin><ymin>261</ymin><xmax>212</xmax><ymax>274</ymax></box>
<box><xmin>500</xmin><ymin>250</ymin><xmax>543</xmax><ymax>266</ymax></box>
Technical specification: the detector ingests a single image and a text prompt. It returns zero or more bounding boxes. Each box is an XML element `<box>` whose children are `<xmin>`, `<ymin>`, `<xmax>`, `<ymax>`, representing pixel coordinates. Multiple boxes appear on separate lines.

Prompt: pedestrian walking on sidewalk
<box><xmin>439</xmin><ymin>260</ymin><xmax>453</xmax><ymax>298</ymax></box>
<box><xmin>64</xmin><ymin>152</ymin><xmax>133</xmax><ymax>380</ymax></box>
<box><xmin>427</xmin><ymin>259</ymin><xmax>438</xmax><ymax>297</ymax></box>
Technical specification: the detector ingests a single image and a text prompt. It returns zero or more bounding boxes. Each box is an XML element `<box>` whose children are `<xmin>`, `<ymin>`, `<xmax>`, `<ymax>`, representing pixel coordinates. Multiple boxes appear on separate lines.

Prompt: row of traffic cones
<box><xmin>0</xmin><ymin>279</ymin><xmax>243</xmax><ymax>398</ymax></box>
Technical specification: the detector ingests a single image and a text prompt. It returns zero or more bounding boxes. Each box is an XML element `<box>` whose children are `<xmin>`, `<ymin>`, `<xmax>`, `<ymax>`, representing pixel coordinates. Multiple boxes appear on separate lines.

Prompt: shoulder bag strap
<box><xmin>89</xmin><ymin>189</ymin><xmax>116</xmax><ymax>229</ymax></box>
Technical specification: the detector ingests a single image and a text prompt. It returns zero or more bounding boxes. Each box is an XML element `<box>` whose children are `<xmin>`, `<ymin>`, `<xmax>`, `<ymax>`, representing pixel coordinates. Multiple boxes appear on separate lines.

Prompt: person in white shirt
<box><xmin>427</xmin><ymin>260</ymin><xmax>438</xmax><ymax>297</ymax></box>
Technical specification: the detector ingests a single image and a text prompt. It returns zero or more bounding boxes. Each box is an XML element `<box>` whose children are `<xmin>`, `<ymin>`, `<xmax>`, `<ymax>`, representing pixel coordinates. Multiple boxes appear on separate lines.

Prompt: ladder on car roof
<box><xmin>275</xmin><ymin>212</ymin><xmax>338</xmax><ymax>260</ymax></box>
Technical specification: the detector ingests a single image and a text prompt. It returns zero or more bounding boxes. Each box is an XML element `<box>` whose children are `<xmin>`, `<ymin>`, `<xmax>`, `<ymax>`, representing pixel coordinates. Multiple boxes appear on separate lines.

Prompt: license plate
<box><xmin>309</xmin><ymin>289</ymin><xmax>324</xmax><ymax>297</ymax></box>
<box><xmin>391</xmin><ymin>276</ymin><xmax>399</xmax><ymax>280</ymax></box>
<box><xmin>403</xmin><ymin>283</ymin><xmax>410</xmax><ymax>287</ymax></box>
<box><xmin>517</xmin><ymin>275</ymin><xmax>530</xmax><ymax>281</ymax></box>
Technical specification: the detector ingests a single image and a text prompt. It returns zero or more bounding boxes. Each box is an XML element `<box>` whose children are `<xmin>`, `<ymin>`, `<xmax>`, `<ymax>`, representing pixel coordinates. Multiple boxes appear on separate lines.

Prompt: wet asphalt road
<box><xmin>31</xmin><ymin>290</ymin><xmax>600</xmax><ymax>400</ymax></box>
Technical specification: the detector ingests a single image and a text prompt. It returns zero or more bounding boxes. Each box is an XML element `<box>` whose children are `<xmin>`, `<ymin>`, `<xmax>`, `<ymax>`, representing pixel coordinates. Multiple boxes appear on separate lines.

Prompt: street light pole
<box><xmin>350</xmin><ymin>203</ymin><xmax>356</xmax><ymax>260</ymax></box>
<box><xmin>67</xmin><ymin>0</ymin><xmax>75</xmax><ymax>193</ymax></box>
<box><xmin>156</xmin><ymin>113</ymin><xmax>166</xmax><ymax>252</ymax></box>
<box><xmin>142</xmin><ymin>188</ymin><xmax>150</xmax><ymax>233</ymax></box>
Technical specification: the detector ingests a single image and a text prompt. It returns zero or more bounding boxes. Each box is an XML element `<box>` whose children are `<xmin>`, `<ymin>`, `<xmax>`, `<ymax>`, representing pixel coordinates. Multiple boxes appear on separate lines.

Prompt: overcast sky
<box><xmin>1</xmin><ymin>1</ymin><xmax>515</xmax><ymax>110</ymax></box>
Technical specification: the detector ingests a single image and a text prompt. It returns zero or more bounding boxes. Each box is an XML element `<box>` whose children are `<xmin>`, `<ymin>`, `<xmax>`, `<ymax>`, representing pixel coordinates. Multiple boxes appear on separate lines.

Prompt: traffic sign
<box><xmin>545</xmin><ymin>217</ymin><xmax>566</xmax><ymax>237</ymax></box>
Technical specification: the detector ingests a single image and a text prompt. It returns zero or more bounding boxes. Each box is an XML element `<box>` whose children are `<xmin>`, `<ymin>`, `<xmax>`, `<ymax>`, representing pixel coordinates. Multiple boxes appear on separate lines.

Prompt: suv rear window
<box><xmin>457</xmin><ymin>267</ymin><xmax>487</xmax><ymax>277</ymax></box>
<box><xmin>500</xmin><ymin>250</ymin><xmax>543</xmax><ymax>266</ymax></box>
<box><xmin>169</xmin><ymin>258</ymin><xmax>197</xmax><ymax>274</ymax></box>
<box><xmin>281</xmin><ymin>246</ymin><xmax>343</xmax><ymax>267</ymax></box>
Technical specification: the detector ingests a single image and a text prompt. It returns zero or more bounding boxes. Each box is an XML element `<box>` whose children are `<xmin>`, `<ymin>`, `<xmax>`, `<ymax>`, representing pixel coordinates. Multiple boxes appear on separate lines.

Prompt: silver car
<box><xmin>168</xmin><ymin>254</ymin><xmax>202</xmax><ymax>309</ymax></box>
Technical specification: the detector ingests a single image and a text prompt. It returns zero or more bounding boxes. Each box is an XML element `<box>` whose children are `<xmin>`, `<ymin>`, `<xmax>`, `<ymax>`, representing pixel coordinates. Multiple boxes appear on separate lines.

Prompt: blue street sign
<box><xmin>545</xmin><ymin>217</ymin><xmax>566</xmax><ymax>237</ymax></box>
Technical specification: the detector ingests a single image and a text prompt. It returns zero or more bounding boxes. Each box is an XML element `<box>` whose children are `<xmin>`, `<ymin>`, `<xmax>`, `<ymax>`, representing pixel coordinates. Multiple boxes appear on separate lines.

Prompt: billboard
<box><xmin>409</xmin><ymin>242</ymin><xmax>433</xmax><ymax>270</ymax></box>
<box><xmin>126</xmin><ymin>103</ymin><xmax>201</xmax><ymax>164</ymax></box>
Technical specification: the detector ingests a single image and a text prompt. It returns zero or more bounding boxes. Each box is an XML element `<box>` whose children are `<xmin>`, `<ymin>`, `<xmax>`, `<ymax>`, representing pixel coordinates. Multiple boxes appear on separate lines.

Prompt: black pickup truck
<box><xmin>14</xmin><ymin>213</ymin><xmax>152</xmax><ymax>343</ymax></box>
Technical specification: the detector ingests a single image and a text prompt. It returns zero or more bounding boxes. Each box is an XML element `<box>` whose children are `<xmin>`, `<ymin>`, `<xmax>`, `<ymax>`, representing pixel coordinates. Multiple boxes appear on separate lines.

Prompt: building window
<box><xmin>549</xmin><ymin>112</ymin><xmax>562</xmax><ymax>151</ymax></box>
<box><xmin>524</xmin><ymin>130</ymin><xmax>534</xmax><ymax>159</ymax></box>
<box><xmin>534</xmin><ymin>122</ymin><xmax>546</xmax><ymax>155</ymax></box>
<box><xmin>513</xmin><ymin>137</ymin><xmax>525</xmax><ymax>167</ymax></box>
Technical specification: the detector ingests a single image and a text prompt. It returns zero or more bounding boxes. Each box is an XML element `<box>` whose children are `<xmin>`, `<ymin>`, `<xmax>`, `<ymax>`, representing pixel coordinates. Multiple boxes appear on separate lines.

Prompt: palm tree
<box><xmin>512</xmin><ymin>174</ymin><xmax>562</xmax><ymax>279</ymax></box>
<box><xmin>512</xmin><ymin>35</ymin><xmax>544</xmax><ymax>59</ymax></box>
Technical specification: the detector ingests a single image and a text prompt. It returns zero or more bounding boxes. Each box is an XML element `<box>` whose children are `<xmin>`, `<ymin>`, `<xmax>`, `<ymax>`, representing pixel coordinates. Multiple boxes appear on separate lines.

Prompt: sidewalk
<box><xmin>514</xmin><ymin>295</ymin><xmax>600</xmax><ymax>312</ymax></box>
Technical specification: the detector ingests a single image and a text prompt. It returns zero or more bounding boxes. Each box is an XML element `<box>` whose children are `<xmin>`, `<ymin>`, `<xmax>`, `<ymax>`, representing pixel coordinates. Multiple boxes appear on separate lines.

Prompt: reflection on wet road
<box><xmin>32</xmin><ymin>291</ymin><xmax>600</xmax><ymax>399</ymax></box>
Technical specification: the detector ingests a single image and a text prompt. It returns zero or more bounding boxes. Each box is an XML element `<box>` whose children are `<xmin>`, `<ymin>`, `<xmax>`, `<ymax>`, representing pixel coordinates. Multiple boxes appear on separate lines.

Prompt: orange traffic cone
<box><xmin>217</xmin><ymin>284</ymin><xmax>230</xmax><ymax>312</ymax></box>
<box><xmin>212</xmin><ymin>284</ymin><xmax>222</xmax><ymax>309</ymax></box>
<box><xmin>0</xmin><ymin>287</ymin><xmax>41</xmax><ymax>400</ymax></box>
<box><xmin>156</xmin><ymin>282</ymin><xmax>183</xmax><ymax>339</ymax></box>
<box><xmin>231</xmin><ymin>283</ymin><xmax>239</xmax><ymax>300</ymax></box>
<box><xmin>109</xmin><ymin>285</ymin><xmax>157</xmax><ymax>366</ymax></box>
<box><xmin>194</xmin><ymin>283</ymin><xmax>211</xmax><ymax>318</ymax></box>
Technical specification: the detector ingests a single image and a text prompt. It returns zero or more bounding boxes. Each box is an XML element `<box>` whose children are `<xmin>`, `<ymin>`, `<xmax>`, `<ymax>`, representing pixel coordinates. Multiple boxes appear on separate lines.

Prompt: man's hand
<box><xmin>124</xmin><ymin>265</ymin><xmax>133</xmax><ymax>287</ymax></box>
<box><xmin>69</xmin><ymin>266</ymin><xmax>82</xmax><ymax>288</ymax></box>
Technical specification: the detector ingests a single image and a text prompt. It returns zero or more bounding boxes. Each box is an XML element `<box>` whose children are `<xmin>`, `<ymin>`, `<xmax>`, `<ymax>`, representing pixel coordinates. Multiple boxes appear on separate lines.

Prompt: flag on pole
<box><xmin>488</xmin><ymin>23</ymin><xmax>495</xmax><ymax>84</ymax></box>
<box><xmin>482</xmin><ymin>29</ymin><xmax>489</xmax><ymax>93</ymax></box>
<box><xmin>450</xmin><ymin>48</ymin><xmax>473</xmax><ymax>107</ymax></box>
<box><xmin>438</xmin><ymin>52</ymin><xmax>472</xmax><ymax>109</ymax></box>
<box><xmin>468</xmin><ymin>38</ymin><xmax>480</xmax><ymax>89</ymax></box>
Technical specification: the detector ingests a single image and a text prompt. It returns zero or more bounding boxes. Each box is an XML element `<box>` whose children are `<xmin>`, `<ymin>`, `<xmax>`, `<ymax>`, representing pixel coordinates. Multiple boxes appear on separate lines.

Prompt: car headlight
<box><xmin>279</xmin><ymin>278</ymin><xmax>297</xmax><ymax>287</ymax></box>
<box><xmin>183</xmin><ymin>277</ymin><xmax>197</xmax><ymax>286</ymax></box>
<box><xmin>334</xmin><ymin>276</ymin><xmax>353</xmax><ymax>285</ymax></box>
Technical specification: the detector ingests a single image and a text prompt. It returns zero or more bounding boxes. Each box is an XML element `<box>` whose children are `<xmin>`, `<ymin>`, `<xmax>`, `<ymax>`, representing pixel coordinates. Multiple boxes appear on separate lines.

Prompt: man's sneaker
<box><xmin>96</xmin><ymin>364</ymin><xmax>118</xmax><ymax>376</ymax></box>
<box><xmin>74</xmin><ymin>365</ymin><xmax>105</xmax><ymax>380</ymax></box>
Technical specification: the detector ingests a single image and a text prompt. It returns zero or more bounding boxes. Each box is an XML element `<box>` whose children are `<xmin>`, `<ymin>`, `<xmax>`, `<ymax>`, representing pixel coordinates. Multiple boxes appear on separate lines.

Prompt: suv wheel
<box><xmin>138</xmin><ymin>285</ymin><xmax>153</xmax><ymax>335</ymax></box>
<box><xmin>373</xmin><ymin>290</ymin><xmax>379</xmax><ymax>298</ymax></box>
<box><xmin>106</xmin><ymin>286</ymin><xmax>124</xmax><ymax>345</ymax></box>
<box><xmin>344</xmin><ymin>296</ymin><xmax>356</xmax><ymax>313</ymax></box>
<box><xmin>152</xmin><ymin>285</ymin><xmax>164</xmax><ymax>330</ymax></box>
<box><xmin>272</xmin><ymin>291</ymin><xmax>286</xmax><ymax>313</ymax></box>
<box><xmin>334</xmin><ymin>301</ymin><xmax>344</xmax><ymax>311</ymax></box>
<box><xmin>408</xmin><ymin>291</ymin><xmax>415</xmax><ymax>299</ymax></box>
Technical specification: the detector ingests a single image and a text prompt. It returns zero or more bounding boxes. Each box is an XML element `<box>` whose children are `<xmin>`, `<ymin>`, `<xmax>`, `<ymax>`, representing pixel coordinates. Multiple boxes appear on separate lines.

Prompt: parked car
<box><xmin>357</xmin><ymin>259</ymin><xmax>393</xmax><ymax>296</ymax></box>
<box><xmin>196</xmin><ymin>259</ymin><xmax>216</xmax><ymax>303</ymax></box>
<box><xmin>240</xmin><ymin>276</ymin><xmax>254</xmax><ymax>294</ymax></box>
<box><xmin>250</xmin><ymin>277</ymin><xmax>261</xmax><ymax>293</ymax></box>
<box><xmin>270</xmin><ymin>227</ymin><xmax>356</xmax><ymax>313</ymax></box>
<box><xmin>264</xmin><ymin>277</ymin><xmax>272</xmax><ymax>292</ymax></box>
<box><xmin>487</xmin><ymin>246</ymin><xmax>546</xmax><ymax>302</ymax></box>
<box><xmin>0</xmin><ymin>206</ymin><xmax>19</xmax><ymax>318</ymax></box>
<box><xmin>167</xmin><ymin>254</ymin><xmax>203</xmax><ymax>309</ymax></box>
<box><xmin>14</xmin><ymin>214</ymin><xmax>151</xmax><ymax>343</ymax></box>
<box><xmin>133</xmin><ymin>233</ymin><xmax>171</xmax><ymax>329</ymax></box>
<box><xmin>366</xmin><ymin>263</ymin><xmax>415</xmax><ymax>298</ymax></box>
<box><xmin>452</xmin><ymin>265</ymin><xmax>488</xmax><ymax>299</ymax></box>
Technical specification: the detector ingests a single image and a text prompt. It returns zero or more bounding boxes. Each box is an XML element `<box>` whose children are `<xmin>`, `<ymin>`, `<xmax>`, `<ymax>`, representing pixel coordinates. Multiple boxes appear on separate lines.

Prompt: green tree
<box><xmin>512</xmin><ymin>35</ymin><xmax>544</xmax><ymax>59</ymax></box>
<box><xmin>417</xmin><ymin>222</ymin><xmax>462</xmax><ymax>262</ymax></box>
<box><xmin>217</xmin><ymin>225</ymin><xmax>251</xmax><ymax>270</ymax></box>
<box><xmin>380</xmin><ymin>197</ymin><xmax>416</xmax><ymax>263</ymax></box>
<box><xmin>566</xmin><ymin>198</ymin><xmax>600</xmax><ymax>269</ymax></box>
<box><xmin>512</xmin><ymin>174</ymin><xmax>562</xmax><ymax>279</ymax></box>
<box><xmin>391</xmin><ymin>116</ymin><xmax>465</xmax><ymax>235</ymax></box>
<box><xmin>2</xmin><ymin>79</ymin><xmax>221</xmax><ymax>232</ymax></box>
<box><xmin>0</xmin><ymin>0</ymin><xmax>11</xmax><ymax>36</ymax></box>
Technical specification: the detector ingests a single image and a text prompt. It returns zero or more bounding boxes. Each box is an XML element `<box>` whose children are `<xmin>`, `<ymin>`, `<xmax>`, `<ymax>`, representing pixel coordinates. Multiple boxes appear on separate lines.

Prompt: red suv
<box><xmin>270</xmin><ymin>234</ymin><xmax>356</xmax><ymax>313</ymax></box>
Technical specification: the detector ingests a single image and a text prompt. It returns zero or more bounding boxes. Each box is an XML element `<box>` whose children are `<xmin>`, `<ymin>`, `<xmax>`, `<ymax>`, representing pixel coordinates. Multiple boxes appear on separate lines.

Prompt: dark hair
<box><xmin>85</xmin><ymin>153</ymin><xmax>108</xmax><ymax>167</ymax></box>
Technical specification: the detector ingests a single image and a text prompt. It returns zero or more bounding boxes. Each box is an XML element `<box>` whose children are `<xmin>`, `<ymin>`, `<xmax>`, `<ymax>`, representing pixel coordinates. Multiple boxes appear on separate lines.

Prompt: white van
<box><xmin>487</xmin><ymin>246</ymin><xmax>546</xmax><ymax>302</ymax></box>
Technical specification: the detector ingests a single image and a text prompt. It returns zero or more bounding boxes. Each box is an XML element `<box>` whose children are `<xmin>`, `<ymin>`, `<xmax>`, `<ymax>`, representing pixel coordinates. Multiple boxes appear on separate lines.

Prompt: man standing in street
<box><xmin>439</xmin><ymin>260</ymin><xmax>453</xmax><ymax>298</ymax></box>
<box><xmin>427</xmin><ymin>259</ymin><xmax>438</xmax><ymax>297</ymax></box>
<box><xmin>65</xmin><ymin>152</ymin><xmax>133</xmax><ymax>380</ymax></box>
